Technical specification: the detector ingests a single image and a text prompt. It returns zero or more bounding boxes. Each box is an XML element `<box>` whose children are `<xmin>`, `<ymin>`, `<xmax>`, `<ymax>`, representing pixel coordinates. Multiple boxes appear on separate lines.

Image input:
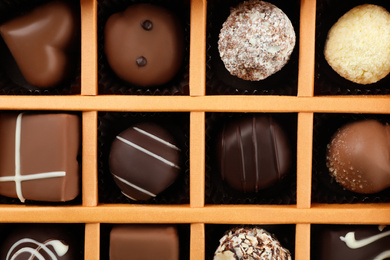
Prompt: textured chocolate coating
<box><xmin>217</xmin><ymin>115</ymin><xmax>291</xmax><ymax>192</ymax></box>
<box><xmin>0</xmin><ymin>1</ymin><xmax>79</xmax><ymax>88</ymax></box>
<box><xmin>326</xmin><ymin>120</ymin><xmax>390</xmax><ymax>194</ymax></box>
<box><xmin>109</xmin><ymin>122</ymin><xmax>181</xmax><ymax>201</ymax></box>
<box><xmin>313</xmin><ymin>225</ymin><xmax>390</xmax><ymax>260</ymax></box>
<box><xmin>218</xmin><ymin>1</ymin><xmax>295</xmax><ymax>81</ymax></box>
<box><xmin>110</xmin><ymin>225</ymin><xmax>179</xmax><ymax>260</ymax></box>
<box><xmin>0</xmin><ymin>224</ymin><xmax>80</xmax><ymax>260</ymax></box>
<box><xmin>214</xmin><ymin>227</ymin><xmax>291</xmax><ymax>260</ymax></box>
<box><xmin>0</xmin><ymin>113</ymin><xmax>80</xmax><ymax>202</ymax></box>
<box><xmin>104</xmin><ymin>4</ymin><xmax>184</xmax><ymax>87</ymax></box>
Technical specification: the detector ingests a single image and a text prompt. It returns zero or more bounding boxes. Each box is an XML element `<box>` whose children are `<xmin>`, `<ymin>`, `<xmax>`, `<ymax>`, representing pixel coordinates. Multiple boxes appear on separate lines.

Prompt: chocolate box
<box><xmin>0</xmin><ymin>0</ymin><xmax>389</xmax><ymax>259</ymax></box>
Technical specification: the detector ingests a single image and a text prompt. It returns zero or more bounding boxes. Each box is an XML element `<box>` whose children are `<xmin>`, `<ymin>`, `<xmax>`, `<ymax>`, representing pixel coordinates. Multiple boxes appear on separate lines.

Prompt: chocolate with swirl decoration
<box><xmin>0</xmin><ymin>224</ymin><xmax>80</xmax><ymax>260</ymax></box>
<box><xmin>313</xmin><ymin>225</ymin><xmax>390</xmax><ymax>260</ymax></box>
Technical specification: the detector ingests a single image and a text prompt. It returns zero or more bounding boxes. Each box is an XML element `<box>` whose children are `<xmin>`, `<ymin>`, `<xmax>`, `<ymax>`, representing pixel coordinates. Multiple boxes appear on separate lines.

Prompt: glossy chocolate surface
<box><xmin>0</xmin><ymin>113</ymin><xmax>80</xmax><ymax>202</ymax></box>
<box><xmin>110</xmin><ymin>225</ymin><xmax>179</xmax><ymax>260</ymax></box>
<box><xmin>327</xmin><ymin>120</ymin><xmax>390</xmax><ymax>194</ymax></box>
<box><xmin>217</xmin><ymin>115</ymin><xmax>291</xmax><ymax>192</ymax></box>
<box><xmin>104</xmin><ymin>3</ymin><xmax>184</xmax><ymax>87</ymax></box>
<box><xmin>0</xmin><ymin>1</ymin><xmax>79</xmax><ymax>88</ymax></box>
<box><xmin>0</xmin><ymin>224</ymin><xmax>81</xmax><ymax>260</ymax></box>
<box><xmin>109</xmin><ymin>122</ymin><xmax>181</xmax><ymax>201</ymax></box>
<box><xmin>313</xmin><ymin>225</ymin><xmax>390</xmax><ymax>260</ymax></box>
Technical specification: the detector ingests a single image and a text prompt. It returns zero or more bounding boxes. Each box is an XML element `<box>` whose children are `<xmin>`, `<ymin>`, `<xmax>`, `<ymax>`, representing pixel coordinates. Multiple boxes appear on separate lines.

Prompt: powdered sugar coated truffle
<box><xmin>218</xmin><ymin>1</ymin><xmax>296</xmax><ymax>81</ymax></box>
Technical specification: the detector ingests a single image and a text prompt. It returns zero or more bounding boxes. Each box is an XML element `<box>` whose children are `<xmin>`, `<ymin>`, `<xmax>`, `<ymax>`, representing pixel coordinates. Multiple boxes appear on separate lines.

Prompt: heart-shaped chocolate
<box><xmin>0</xmin><ymin>1</ymin><xmax>79</xmax><ymax>88</ymax></box>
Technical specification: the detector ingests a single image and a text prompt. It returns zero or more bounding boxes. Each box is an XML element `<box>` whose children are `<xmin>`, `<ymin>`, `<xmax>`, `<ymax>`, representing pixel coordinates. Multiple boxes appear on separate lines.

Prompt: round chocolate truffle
<box><xmin>324</xmin><ymin>4</ymin><xmax>390</xmax><ymax>85</ymax></box>
<box><xmin>218</xmin><ymin>1</ymin><xmax>296</xmax><ymax>81</ymax></box>
<box><xmin>213</xmin><ymin>227</ymin><xmax>292</xmax><ymax>260</ymax></box>
<box><xmin>109</xmin><ymin>122</ymin><xmax>182</xmax><ymax>201</ymax></box>
<box><xmin>217</xmin><ymin>115</ymin><xmax>291</xmax><ymax>192</ymax></box>
<box><xmin>326</xmin><ymin>120</ymin><xmax>390</xmax><ymax>194</ymax></box>
<box><xmin>104</xmin><ymin>4</ymin><xmax>184</xmax><ymax>87</ymax></box>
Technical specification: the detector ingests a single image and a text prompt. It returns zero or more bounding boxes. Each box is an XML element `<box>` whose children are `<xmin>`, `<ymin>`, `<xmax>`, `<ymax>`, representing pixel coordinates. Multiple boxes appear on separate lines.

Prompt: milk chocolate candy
<box><xmin>0</xmin><ymin>224</ymin><xmax>81</xmax><ymax>260</ymax></box>
<box><xmin>0</xmin><ymin>1</ymin><xmax>79</xmax><ymax>88</ymax></box>
<box><xmin>0</xmin><ymin>113</ymin><xmax>80</xmax><ymax>202</ymax></box>
<box><xmin>217</xmin><ymin>115</ymin><xmax>291</xmax><ymax>192</ymax></box>
<box><xmin>110</xmin><ymin>225</ymin><xmax>179</xmax><ymax>260</ymax></box>
<box><xmin>326</xmin><ymin>120</ymin><xmax>390</xmax><ymax>194</ymax></box>
<box><xmin>104</xmin><ymin>4</ymin><xmax>184</xmax><ymax>87</ymax></box>
<box><xmin>109</xmin><ymin>122</ymin><xmax>181</xmax><ymax>201</ymax></box>
<box><xmin>313</xmin><ymin>225</ymin><xmax>390</xmax><ymax>260</ymax></box>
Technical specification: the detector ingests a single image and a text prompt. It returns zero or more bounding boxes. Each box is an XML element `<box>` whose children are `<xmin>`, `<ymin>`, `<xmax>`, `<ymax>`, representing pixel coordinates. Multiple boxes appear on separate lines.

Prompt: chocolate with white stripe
<box><xmin>217</xmin><ymin>114</ymin><xmax>291</xmax><ymax>192</ymax></box>
<box><xmin>109</xmin><ymin>122</ymin><xmax>182</xmax><ymax>201</ymax></box>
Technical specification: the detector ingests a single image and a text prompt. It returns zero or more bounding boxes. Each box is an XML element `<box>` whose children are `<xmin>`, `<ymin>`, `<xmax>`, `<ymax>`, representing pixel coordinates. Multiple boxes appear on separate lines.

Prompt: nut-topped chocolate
<box><xmin>0</xmin><ymin>1</ymin><xmax>79</xmax><ymax>88</ymax></box>
<box><xmin>217</xmin><ymin>114</ymin><xmax>291</xmax><ymax>192</ymax></box>
<box><xmin>326</xmin><ymin>120</ymin><xmax>390</xmax><ymax>194</ymax></box>
<box><xmin>218</xmin><ymin>1</ymin><xmax>295</xmax><ymax>81</ymax></box>
<box><xmin>214</xmin><ymin>227</ymin><xmax>292</xmax><ymax>260</ymax></box>
<box><xmin>104</xmin><ymin>4</ymin><xmax>184</xmax><ymax>87</ymax></box>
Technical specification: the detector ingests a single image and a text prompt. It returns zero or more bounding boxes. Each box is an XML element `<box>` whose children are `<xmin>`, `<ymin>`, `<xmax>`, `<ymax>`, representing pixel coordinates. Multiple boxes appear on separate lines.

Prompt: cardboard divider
<box><xmin>190</xmin><ymin>223</ymin><xmax>205</xmax><ymax>260</ymax></box>
<box><xmin>85</xmin><ymin>223</ymin><xmax>100</xmax><ymax>260</ymax></box>
<box><xmin>80</xmin><ymin>0</ymin><xmax>98</xmax><ymax>96</ymax></box>
<box><xmin>297</xmin><ymin>112</ymin><xmax>314</xmax><ymax>209</ymax></box>
<box><xmin>190</xmin><ymin>112</ymin><xmax>206</xmax><ymax>208</ymax></box>
<box><xmin>295</xmin><ymin>224</ymin><xmax>311</xmax><ymax>260</ymax></box>
<box><xmin>82</xmin><ymin>111</ymin><xmax>99</xmax><ymax>207</ymax></box>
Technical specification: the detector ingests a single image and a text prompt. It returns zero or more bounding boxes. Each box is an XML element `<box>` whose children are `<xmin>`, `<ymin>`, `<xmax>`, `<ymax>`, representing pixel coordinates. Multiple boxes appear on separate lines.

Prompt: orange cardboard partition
<box><xmin>0</xmin><ymin>0</ymin><xmax>390</xmax><ymax>259</ymax></box>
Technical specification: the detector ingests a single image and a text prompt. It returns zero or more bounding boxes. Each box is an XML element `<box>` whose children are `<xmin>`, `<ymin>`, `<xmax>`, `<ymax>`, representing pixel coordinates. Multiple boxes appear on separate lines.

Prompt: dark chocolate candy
<box><xmin>0</xmin><ymin>113</ymin><xmax>81</xmax><ymax>202</ymax></box>
<box><xmin>109</xmin><ymin>122</ymin><xmax>181</xmax><ymax>201</ymax></box>
<box><xmin>0</xmin><ymin>224</ymin><xmax>81</xmax><ymax>260</ymax></box>
<box><xmin>313</xmin><ymin>225</ymin><xmax>390</xmax><ymax>260</ymax></box>
<box><xmin>217</xmin><ymin>114</ymin><xmax>291</xmax><ymax>192</ymax></box>
<box><xmin>326</xmin><ymin>120</ymin><xmax>390</xmax><ymax>194</ymax></box>
<box><xmin>0</xmin><ymin>1</ymin><xmax>79</xmax><ymax>88</ymax></box>
<box><xmin>104</xmin><ymin>3</ymin><xmax>184</xmax><ymax>87</ymax></box>
<box><xmin>110</xmin><ymin>225</ymin><xmax>179</xmax><ymax>260</ymax></box>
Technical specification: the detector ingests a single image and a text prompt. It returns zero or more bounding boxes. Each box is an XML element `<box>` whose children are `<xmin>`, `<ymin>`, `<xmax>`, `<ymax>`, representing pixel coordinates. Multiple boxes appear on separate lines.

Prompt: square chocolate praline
<box><xmin>0</xmin><ymin>112</ymin><xmax>81</xmax><ymax>203</ymax></box>
<box><xmin>312</xmin><ymin>113</ymin><xmax>390</xmax><ymax>203</ymax></box>
<box><xmin>0</xmin><ymin>0</ymin><xmax>81</xmax><ymax>95</ymax></box>
<box><xmin>206</xmin><ymin>0</ymin><xmax>300</xmax><ymax>95</ymax></box>
<box><xmin>109</xmin><ymin>225</ymin><xmax>179</xmax><ymax>260</ymax></box>
<box><xmin>315</xmin><ymin>0</ymin><xmax>390</xmax><ymax>95</ymax></box>
<box><xmin>97</xmin><ymin>0</ymin><xmax>190</xmax><ymax>95</ymax></box>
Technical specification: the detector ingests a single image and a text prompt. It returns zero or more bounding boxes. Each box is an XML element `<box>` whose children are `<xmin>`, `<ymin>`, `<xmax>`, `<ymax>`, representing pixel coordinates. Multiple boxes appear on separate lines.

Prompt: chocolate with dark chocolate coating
<box><xmin>0</xmin><ymin>1</ymin><xmax>79</xmax><ymax>88</ymax></box>
<box><xmin>326</xmin><ymin>120</ymin><xmax>390</xmax><ymax>194</ymax></box>
<box><xmin>217</xmin><ymin>115</ymin><xmax>291</xmax><ymax>192</ymax></box>
<box><xmin>312</xmin><ymin>225</ymin><xmax>390</xmax><ymax>260</ymax></box>
<box><xmin>104</xmin><ymin>3</ymin><xmax>184</xmax><ymax>87</ymax></box>
<box><xmin>0</xmin><ymin>224</ymin><xmax>81</xmax><ymax>260</ymax></box>
<box><xmin>0</xmin><ymin>113</ymin><xmax>81</xmax><ymax>202</ymax></box>
<box><xmin>110</xmin><ymin>225</ymin><xmax>179</xmax><ymax>260</ymax></box>
<box><xmin>109</xmin><ymin>122</ymin><xmax>182</xmax><ymax>201</ymax></box>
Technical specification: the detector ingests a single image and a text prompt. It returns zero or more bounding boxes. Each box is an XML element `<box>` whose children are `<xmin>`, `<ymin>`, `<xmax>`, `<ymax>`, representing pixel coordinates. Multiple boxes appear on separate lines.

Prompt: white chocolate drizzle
<box><xmin>133</xmin><ymin>127</ymin><xmax>181</xmax><ymax>151</ymax></box>
<box><xmin>340</xmin><ymin>229</ymin><xmax>390</xmax><ymax>260</ymax></box>
<box><xmin>116</xmin><ymin>135</ymin><xmax>180</xmax><ymax>169</ymax></box>
<box><xmin>0</xmin><ymin>113</ymin><xmax>66</xmax><ymax>202</ymax></box>
<box><xmin>112</xmin><ymin>173</ymin><xmax>156</xmax><ymax>200</ymax></box>
<box><xmin>6</xmin><ymin>238</ymin><xmax>69</xmax><ymax>260</ymax></box>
